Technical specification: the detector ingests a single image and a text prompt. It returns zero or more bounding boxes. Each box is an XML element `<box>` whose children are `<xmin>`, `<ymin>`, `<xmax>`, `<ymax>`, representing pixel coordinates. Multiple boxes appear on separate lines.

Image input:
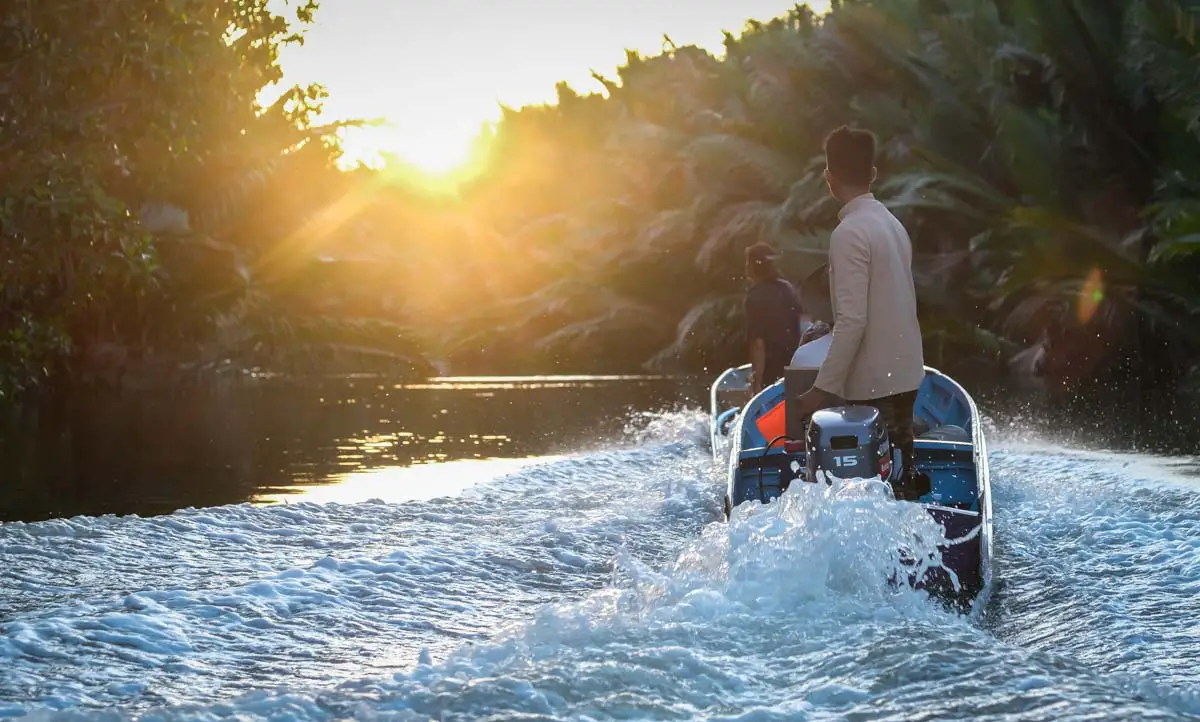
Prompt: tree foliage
<box><xmin>430</xmin><ymin>0</ymin><xmax>1200</xmax><ymax>406</ymax></box>
<box><xmin>0</xmin><ymin>0</ymin><xmax>431</xmax><ymax>399</ymax></box>
<box><xmin>4</xmin><ymin>0</ymin><xmax>1200</xmax><ymax>411</ymax></box>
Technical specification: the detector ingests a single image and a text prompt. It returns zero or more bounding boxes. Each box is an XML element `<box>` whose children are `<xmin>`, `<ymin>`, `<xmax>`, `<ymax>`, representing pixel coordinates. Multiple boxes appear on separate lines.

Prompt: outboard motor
<box><xmin>805</xmin><ymin>405</ymin><xmax>897</xmax><ymax>484</ymax></box>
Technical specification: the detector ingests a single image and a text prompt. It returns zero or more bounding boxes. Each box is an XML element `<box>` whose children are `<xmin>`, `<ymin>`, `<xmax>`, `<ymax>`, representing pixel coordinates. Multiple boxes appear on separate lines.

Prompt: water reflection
<box><xmin>253</xmin><ymin>456</ymin><xmax>566</xmax><ymax>506</ymax></box>
<box><xmin>0</xmin><ymin>375</ymin><xmax>701</xmax><ymax>522</ymax></box>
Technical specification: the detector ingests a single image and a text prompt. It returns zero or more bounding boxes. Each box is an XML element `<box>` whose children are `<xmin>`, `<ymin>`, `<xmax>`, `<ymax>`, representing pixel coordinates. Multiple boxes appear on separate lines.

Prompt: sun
<box><xmin>337</xmin><ymin>122</ymin><xmax>478</xmax><ymax>180</ymax></box>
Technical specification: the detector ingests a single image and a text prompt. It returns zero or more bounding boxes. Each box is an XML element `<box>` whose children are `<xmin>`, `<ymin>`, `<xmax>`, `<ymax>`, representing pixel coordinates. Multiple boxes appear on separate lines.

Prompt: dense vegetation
<box><xmin>0</xmin><ymin>0</ymin><xmax>430</xmax><ymax>400</ymax></box>
<box><xmin>4</xmin><ymin>0</ymin><xmax>1199</xmax><ymax>423</ymax></box>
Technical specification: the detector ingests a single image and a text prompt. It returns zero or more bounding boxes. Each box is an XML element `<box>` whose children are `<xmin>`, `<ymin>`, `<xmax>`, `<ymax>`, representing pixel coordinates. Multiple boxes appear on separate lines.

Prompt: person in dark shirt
<box><xmin>744</xmin><ymin>242</ymin><xmax>804</xmax><ymax>394</ymax></box>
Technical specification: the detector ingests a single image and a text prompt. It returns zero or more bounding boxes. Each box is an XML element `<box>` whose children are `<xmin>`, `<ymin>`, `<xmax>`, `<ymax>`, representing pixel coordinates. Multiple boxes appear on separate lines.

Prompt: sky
<box><xmin>273</xmin><ymin>0</ymin><xmax>821</xmax><ymax>174</ymax></box>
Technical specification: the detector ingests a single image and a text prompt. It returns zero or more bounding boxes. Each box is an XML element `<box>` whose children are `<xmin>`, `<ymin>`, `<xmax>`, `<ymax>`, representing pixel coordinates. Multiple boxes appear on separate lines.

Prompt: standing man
<box><xmin>744</xmin><ymin>242</ymin><xmax>803</xmax><ymax>395</ymax></box>
<box><xmin>792</xmin><ymin>126</ymin><xmax>928</xmax><ymax>499</ymax></box>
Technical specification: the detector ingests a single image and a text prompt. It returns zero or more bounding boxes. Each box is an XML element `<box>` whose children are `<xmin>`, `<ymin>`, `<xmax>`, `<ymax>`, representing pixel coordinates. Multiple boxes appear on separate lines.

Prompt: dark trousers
<box><xmin>762</xmin><ymin>354</ymin><xmax>791</xmax><ymax>388</ymax></box>
<box><xmin>761</xmin><ymin>367</ymin><xmax>783</xmax><ymax>388</ymax></box>
<box><xmin>849</xmin><ymin>389</ymin><xmax>918</xmax><ymax>476</ymax></box>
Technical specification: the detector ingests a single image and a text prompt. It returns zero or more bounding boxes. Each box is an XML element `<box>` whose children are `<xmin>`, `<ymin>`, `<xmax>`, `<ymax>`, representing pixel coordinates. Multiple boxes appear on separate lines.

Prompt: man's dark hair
<box><xmin>745</xmin><ymin>242</ymin><xmax>781</xmax><ymax>280</ymax></box>
<box><xmin>746</xmin><ymin>242</ymin><xmax>779</xmax><ymax>265</ymax></box>
<box><xmin>823</xmin><ymin>125</ymin><xmax>876</xmax><ymax>186</ymax></box>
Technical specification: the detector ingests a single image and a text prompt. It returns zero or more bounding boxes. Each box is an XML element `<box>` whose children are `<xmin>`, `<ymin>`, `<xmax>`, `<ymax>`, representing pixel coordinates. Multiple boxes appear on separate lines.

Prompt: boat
<box><xmin>709</xmin><ymin>358</ymin><xmax>993</xmax><ymax>612</ymax></box>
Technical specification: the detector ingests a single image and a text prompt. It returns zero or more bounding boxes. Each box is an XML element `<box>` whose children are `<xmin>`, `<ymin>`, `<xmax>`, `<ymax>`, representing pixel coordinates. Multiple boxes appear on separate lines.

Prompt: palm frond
<box><xmin>1148</xmin><ymin>233</ymin><xmax>1200</xmax><ymax>262</ymax></box>
<box><xmin>644</xmin><ymin>293</ymin><xmax>744</xmax><ymax>371</ymax></box>
<box><xmin>774</xmin><ymin>229</ymin><xmax>833</xmax><ymax>282</ymax></box>
<box><xmin>1006</xmin><ymin>206</ymin><xmax>1144</xmax><ymax>280</ymax></box>
<box><xmin>694</xmin><ymin>200</ymin><xmax>781</xmax><ymax>276</ymax></box>
<box><xmin>532</xmin><ymin>305</ymin><xmax>673</xmax><ymax>358</ymax></box>
<box><xmin>195</xmin><ymin>155</ymin><xmax>290</xmax><ymax>232</ymax></box>
<box><xmin>206</xmin><ymin>313</ymin><xmax>434</xmax><ymax>376</ymax></box>
<box><xmin>681</xmin><ymin>133</ymin><xmax>800</xmax><ymax>201</ymax></box>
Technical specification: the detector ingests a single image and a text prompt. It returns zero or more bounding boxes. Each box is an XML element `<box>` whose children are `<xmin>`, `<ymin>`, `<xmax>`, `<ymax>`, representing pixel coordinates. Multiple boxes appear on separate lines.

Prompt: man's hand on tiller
<box><xmin>792</xmin><ymin>387</ymin><xmax>833</xmax><ymax>424</ymax></box>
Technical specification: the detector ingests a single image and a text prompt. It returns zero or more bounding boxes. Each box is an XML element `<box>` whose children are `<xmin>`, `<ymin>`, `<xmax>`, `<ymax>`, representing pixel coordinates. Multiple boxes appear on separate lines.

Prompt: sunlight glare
<box><xmin>273</xmin><ymin>1</ymin><xmax>816</xmax><ymax>185</ymax></box>
<box><xmin>252</xmin><ymin>455</ymin><xmax>565</xmax><ymax>506</ymax></box>
<box><xmin>340</xmin><ymin>123</ymin><xmax>477</xmax><ymax>177</ymax></box>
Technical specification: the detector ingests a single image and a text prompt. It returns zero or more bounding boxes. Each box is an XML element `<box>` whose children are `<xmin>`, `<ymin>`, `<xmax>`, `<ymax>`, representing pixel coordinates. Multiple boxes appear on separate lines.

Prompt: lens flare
<box><xmin>1077</xmin><ymin>266</ymin><xmax>1104</xmax><ymax>325</ymax></box>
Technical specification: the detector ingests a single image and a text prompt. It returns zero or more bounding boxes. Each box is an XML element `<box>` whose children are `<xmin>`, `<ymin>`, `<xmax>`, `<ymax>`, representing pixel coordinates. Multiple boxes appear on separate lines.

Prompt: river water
<box><xmin>1</xmin><ymin>376</ymin><xmax>1198</xmax><ymax>720</ymax></box>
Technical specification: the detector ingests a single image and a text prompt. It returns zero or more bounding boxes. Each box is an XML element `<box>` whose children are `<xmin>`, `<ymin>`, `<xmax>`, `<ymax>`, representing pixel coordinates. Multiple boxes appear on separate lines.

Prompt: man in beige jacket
<box><xmin>792</xmin><ymin>125</ymin><xmax>928</xmax><ymax>498</ymax></box>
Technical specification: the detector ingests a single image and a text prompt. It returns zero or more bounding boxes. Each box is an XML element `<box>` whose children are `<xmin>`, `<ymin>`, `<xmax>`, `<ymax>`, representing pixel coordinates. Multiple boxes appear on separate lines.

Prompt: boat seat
<box><xmin>920</xmin><ymin>424</ymin><xmax>971</xmax><ymax>442</ymax></box>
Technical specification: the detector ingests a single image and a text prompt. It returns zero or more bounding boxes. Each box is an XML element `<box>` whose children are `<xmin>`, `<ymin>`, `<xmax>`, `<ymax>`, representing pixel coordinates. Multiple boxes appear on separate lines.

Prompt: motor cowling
<box><xmin>805</xmin><ymin>405</ymin><xmax>894</xmax><ymax>483</ymax></box>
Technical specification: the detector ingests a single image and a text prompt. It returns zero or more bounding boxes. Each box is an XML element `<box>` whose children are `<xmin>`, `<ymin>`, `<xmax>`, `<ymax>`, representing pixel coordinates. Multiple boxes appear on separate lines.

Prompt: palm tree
<box><xmin>433</xmin><ymin>0</ymin><xmax>1200</xmax><ymax>416</ymax></box>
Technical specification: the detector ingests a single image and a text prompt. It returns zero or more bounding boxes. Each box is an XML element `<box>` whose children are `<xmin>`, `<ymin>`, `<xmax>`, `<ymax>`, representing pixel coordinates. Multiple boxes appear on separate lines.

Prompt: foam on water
<box><xmin>987</xmin><ymin>442</ymin><xmax>1200</xmax><ymax>690</ymax></box>
<box><xmin>0</xmin><ymin>410</ymin><xmax>716</xmax><ymax>714</ymax></box>
<box><xmin>3</xmin><ymin>410</ymin><xmax>1200</xmax><ymax>721</ymax></box>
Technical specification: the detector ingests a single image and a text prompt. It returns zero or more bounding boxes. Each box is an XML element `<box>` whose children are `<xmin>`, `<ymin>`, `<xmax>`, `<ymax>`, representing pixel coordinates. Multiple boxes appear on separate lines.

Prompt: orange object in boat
<box><xmin>754</xmin><ymin>399</ymin><xmax>787</xmax><ymax>442</ymax></box>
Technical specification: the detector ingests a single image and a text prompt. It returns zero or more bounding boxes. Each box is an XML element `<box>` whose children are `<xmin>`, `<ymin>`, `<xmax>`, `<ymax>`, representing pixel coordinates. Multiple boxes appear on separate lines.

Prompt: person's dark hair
<box><xmin>823</xmin><ymin>125</ymin><xmax>876</xmax><ymax>186</ymax></box>
<box><xmin>745</xmin><ymin>242</ymin><xmax>781</xmax><ymax>280</ymax></box>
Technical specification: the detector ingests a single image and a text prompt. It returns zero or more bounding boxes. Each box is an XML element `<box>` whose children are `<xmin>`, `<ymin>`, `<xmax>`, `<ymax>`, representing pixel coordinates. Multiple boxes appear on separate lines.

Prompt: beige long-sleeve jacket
<box><xmin>813</xmin><ymin>193</ymin><xmax>925</xmax><ymax>401</ymax></box>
